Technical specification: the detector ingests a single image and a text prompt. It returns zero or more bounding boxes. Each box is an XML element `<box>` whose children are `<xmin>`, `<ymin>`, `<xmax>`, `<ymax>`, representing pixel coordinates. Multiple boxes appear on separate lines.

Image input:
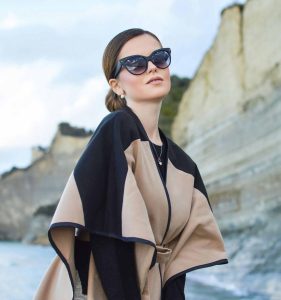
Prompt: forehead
<box><xmin>118</xmin><ymin>34</ymin><xmax>162</xmax><ymax>60</ymax></box>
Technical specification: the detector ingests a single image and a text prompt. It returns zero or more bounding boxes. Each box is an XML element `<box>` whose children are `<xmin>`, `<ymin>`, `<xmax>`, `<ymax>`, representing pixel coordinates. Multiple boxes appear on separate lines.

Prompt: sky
<box><xmin>0</xmin><ymin>0</ymin><xmax>246</xmax><ymax>174</ymax></box>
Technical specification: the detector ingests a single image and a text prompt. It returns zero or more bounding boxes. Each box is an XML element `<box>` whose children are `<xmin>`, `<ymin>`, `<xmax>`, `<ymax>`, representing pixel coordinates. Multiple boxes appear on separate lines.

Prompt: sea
<box><xmin>0</xmin><ymin>241</ymin><xmax>268</xmax><ymax>300</ymax></box>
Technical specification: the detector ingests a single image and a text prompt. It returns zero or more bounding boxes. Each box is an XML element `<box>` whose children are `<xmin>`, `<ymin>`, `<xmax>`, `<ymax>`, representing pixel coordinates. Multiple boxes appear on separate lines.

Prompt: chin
<box><xmin>151</xmin><ymin>87</ymin><xmax>170</xmax><ymax>99</ymax></box>
<box><xmin>145</xmin><ymin>84</ymin><xmax>170</xmax><ymax>97</ymax></box>
<box><xmin>146</xmin><ymin>91</ymin><xmax>169</xmax><ymax>101</ymax></box>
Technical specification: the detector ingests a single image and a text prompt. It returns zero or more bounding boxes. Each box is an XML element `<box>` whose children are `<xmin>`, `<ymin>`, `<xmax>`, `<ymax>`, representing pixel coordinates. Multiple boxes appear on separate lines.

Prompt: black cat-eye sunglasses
<box><xmin>112</xmin><ymin>47</ymin><xmax>171</xmax><ymax>78</ymax></box>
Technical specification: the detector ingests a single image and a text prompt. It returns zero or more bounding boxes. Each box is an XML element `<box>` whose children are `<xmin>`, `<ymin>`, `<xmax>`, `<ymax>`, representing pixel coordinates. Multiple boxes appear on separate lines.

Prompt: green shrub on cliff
<box><xmin>159</xmin><ymin>74</ymin><xmax>190</xmax><ymax>138</ymax></box>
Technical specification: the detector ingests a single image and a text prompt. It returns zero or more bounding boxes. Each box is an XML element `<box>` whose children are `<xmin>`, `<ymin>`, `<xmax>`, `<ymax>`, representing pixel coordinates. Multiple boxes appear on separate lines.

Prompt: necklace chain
<box><xmin>151</xmin><ymin>142</ymin><xmax>163</xmax><ymax>165</ymax></box>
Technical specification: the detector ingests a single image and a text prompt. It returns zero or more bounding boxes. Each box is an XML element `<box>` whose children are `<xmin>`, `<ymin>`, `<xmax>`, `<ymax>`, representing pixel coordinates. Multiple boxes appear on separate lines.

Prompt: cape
<box><xmin>34</xmin><ymin>105</ymin><xmax>229</xmax><ymax>300</ymax></box>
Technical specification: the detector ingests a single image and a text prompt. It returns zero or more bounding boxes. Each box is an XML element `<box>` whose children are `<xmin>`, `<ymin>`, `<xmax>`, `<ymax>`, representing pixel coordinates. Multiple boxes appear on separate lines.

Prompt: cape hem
<box><xmin>163</xmin><ymin>258</ymin><xmax>229</xmax><ymax>290</ymax></box>
<box><xmin>48</xmin><ymin>221</ymin><xmax>158</xmax><ymax>297</ymax></box>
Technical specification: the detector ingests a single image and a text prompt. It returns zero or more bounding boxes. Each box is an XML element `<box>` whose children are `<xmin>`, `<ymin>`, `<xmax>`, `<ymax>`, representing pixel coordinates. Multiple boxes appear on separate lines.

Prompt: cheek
<box><xmin>163</xmin><ymin>68</ymin><xmax>171</xmax><ymax>89</ymax></box>
<box><xmin>121</xmin><ymin>72</ymin><xmax>140</xmax><ymax>86</ymax></box>
<box><xmin>164</xmin><ymin>68</ymin><xmax>170</xmax><ymax>81</ymax></box>
<box><xmin>120</xmin><ymin>72</ymin><xmax>144</xmax><ymax>94</ymax></box>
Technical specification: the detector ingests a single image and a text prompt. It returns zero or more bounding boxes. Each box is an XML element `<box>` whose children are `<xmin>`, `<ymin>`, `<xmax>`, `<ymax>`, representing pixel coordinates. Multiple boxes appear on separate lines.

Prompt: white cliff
<box><xmin>0</xmin><ymin>123</ymin><xmax>92</xmax><ymax>244</ymax></box>
<box><xmin>172</xmin><ymin>0</ymin><xmax>281</xmax><ymax>298</ymax></box>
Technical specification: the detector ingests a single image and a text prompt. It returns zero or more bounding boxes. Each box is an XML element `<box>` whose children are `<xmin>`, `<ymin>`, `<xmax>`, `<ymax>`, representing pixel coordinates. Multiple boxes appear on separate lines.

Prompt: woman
<box><xmin>34</xmin><ymin>28</ymin><xmax>228</xmax><ymax>300</ymax></box>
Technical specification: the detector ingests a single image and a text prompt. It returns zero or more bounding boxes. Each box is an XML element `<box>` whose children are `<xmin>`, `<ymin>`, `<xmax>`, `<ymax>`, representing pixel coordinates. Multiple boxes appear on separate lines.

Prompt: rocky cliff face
<box><xmin>0</xmin><ymin>123</ymin><xmax>92</xmax><ymax>244</ymax></box>
<box><xmin>172</xmin><ymin>0</ymin><xmax>281</xmax><ymax>298</ymax></box>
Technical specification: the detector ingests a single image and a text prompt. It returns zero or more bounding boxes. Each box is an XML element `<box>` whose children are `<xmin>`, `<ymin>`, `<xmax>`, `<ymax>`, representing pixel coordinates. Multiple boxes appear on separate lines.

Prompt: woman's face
<box><xmin>110</xmin><ymin>34</ymin><xmax>171</xmax><ymax>104</ymax></box>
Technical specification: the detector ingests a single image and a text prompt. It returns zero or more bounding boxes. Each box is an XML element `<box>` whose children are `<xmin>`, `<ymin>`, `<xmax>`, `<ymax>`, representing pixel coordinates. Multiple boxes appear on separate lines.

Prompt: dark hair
<box><xmin>102</xmin><ymin>28</ymin><xmax>163</xmax><ymax>112</ymax></box>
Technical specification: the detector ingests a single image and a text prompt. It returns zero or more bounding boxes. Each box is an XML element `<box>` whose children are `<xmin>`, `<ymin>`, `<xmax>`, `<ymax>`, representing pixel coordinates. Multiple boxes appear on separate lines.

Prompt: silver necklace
<box><xmin>151</xmin><ymin>142</ymin><xmax>163</xmax><ymax>165</ymax></box>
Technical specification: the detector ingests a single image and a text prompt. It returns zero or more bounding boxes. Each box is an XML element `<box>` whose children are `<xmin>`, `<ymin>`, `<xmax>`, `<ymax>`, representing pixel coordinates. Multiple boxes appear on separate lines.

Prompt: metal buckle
<box><xmin>156</xmin><ymin>244</ymin><xmax>172</xmax><ymax>264</ymax></box>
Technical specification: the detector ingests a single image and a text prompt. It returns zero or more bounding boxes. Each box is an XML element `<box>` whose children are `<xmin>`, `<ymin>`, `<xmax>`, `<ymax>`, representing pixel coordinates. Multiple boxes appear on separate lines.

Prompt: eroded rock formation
<box><xmin>172</xmin><ymin>0</ymin><xmax>281</xmax><ymax>298</ymax></box>
<box><xmin>0</xmin><ymin>123</ymin><xmax>92</xmax><ymax>244</ymax></box>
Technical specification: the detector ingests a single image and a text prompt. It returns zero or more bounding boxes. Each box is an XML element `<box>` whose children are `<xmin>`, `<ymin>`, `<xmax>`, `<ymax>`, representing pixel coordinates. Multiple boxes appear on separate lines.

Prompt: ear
<box><xmin>108</xmin><ymin>78</ymin><xmax>124</xmax><ymax>96</ymax></box>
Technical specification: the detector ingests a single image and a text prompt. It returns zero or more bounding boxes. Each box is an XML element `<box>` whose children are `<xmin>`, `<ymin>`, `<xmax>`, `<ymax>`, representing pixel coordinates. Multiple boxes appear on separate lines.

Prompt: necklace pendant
<box><xmin>158</xmin><ymin>158</ymin><xmax>163</xmax><ymax>165</ymax></box>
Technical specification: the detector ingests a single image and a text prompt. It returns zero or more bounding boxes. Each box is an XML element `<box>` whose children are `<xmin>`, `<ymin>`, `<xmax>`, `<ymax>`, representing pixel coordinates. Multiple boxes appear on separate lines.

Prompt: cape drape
<box><xmin>34</xmin><ymin>105</ymin><xmax>228</xmax><ymax>300</ymax></box>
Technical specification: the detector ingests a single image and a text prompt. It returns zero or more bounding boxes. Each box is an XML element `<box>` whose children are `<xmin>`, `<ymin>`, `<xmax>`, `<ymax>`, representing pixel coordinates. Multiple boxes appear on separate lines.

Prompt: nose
<box><xmin>147</xmin><ymin>60</ymin><xmax>157</xmax><ymax>73</ymax></box>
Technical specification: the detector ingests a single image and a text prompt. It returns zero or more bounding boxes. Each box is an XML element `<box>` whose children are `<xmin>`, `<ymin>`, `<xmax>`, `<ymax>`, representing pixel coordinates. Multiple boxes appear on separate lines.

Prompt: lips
<box><xmin>146</xmin><ymin>76</ymin><xmax>163</xmax><ymax>84</ymax></box>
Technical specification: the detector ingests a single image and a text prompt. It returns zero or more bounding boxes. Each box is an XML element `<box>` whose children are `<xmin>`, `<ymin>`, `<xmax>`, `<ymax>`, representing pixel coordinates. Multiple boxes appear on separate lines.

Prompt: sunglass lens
<box><xmin>125</xmin><ymin>56</ymin><xmax>147</xmax><ymax>75</ymax></box>
<box><xmin>152</xmin><ymin>50</ymin><xmax>171</xmax><ymax>68</ymax></box>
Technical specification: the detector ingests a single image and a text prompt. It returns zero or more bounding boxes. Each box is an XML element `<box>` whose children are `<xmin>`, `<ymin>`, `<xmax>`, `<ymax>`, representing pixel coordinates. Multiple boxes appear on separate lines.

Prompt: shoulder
<box><xmin>167</xmin><ymin>139</ymin><xmax>208</xmax><ymax>195</ymax></box>
<box><xmin>95</xmin><ymin>108</ymin><xmax>137</xmax><ymax>134</ymax></box>
<box><xmin>167</xmin><ymin>137</ymin><xmax>197</xmax><ymax>175</ymax></box>
<box><xmin>87</xmin><ymin>108</ymin><xmax>139</xmax><ymax>149</ymax></box>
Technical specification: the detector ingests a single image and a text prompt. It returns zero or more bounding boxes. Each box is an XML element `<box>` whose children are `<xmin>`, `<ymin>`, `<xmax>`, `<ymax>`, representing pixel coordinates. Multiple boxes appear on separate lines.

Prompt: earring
<box><xmin>120</xmin><ymin>94</ymin><xmax>125</xmax><ymax>99</ymax></box>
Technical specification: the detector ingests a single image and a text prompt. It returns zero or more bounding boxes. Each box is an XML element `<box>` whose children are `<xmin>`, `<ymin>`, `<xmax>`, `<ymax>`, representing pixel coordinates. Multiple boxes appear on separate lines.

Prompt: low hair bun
<box><xmin>105</xmin><ymin>89</ymin><xmax>127</xmax><ymax>112</ymax></box>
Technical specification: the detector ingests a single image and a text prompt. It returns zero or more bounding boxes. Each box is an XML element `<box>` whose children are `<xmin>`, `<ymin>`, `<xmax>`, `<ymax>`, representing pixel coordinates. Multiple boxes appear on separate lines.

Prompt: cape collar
<box><xmin>121</xmin><ymin>105</ymin><xmax>169</xmax><ymax>186</ymax></box>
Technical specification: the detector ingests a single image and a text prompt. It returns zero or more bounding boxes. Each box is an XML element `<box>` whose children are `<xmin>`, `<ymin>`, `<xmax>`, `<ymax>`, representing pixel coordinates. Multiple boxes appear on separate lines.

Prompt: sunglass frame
<box><xmin>112</xmin><ymin>47</ymin><xmax>171</xmax><ymax>78</ymax></box>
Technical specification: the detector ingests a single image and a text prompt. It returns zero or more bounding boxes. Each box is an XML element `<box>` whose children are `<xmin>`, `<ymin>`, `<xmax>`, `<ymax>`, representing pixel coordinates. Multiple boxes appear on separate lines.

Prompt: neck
<box><xmin>127</xmin><ymin>102</ymin><xmax>162</xmax><ymax>145</ymax></box>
